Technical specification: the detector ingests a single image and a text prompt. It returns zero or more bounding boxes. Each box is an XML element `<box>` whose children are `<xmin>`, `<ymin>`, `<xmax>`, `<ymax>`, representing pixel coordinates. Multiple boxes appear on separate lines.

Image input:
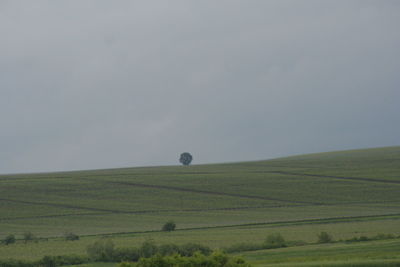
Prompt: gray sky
<box><xmin>1</xmin><ymin>1</ymin><xmax>399</xmax><ymax>173</ymax></box>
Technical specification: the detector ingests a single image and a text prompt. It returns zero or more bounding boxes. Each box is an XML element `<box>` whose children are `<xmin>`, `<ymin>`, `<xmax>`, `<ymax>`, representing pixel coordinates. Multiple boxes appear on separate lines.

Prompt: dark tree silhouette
<box><xmin>162</xmin><ymin>221</ymin><xmax>176</xmax><ymax>232</ymax></box>
<box><xmin>179</xmin><ymin>152</ymin><xmax>193</xmax><ymax>166</ymax></box>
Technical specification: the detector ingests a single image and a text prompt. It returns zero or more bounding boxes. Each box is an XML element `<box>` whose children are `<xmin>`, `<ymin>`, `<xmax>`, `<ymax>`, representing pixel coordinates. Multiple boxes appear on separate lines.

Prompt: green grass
<box><xmin>240</xmin><ymin>239</ymin><xmax>400</xmax><ymax>266</ymax></box>
<box><xmin>0</xmin><ymin>146</ymin><xmax>399</xmax><ymax>263</ymax></box>
<box><xmin>2</xmin><ymin>218</ymin><xmax>399</xmax><ymax>261</ymax></box>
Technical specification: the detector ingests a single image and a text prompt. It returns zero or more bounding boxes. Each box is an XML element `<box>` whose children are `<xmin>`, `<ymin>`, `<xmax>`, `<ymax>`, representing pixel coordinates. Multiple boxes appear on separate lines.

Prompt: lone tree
<box><xmin>162</xmin><ymin>220</ymin><xmax>176</xmax><ymax>232</ymax></box>
<box><xmin>179</xmin><ymin>152</ymin><xmax>193</xmax><ymax>166</ymax></box>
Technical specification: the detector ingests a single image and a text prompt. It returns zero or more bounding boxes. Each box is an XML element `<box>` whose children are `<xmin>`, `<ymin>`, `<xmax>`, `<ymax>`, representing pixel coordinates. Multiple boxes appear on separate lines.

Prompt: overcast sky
<box><xmin>0</xmin><ymin>1</ymin><xmax>399</xmax><ymax>173</ymax></box>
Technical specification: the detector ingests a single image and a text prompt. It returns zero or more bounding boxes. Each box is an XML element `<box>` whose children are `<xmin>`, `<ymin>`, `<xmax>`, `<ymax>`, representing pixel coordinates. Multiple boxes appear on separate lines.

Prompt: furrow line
<box><xmin>0</xmin><ymin>204</ymin><xmax>301</xmax><ymax>221</ymax></box>
<box><xmin>0</xmin><ymin>205</ymin><xmax>276</xmax><ymax>221</ymax></box>
<box><xmin>265</xmin><ymin>171</ymin><xmax>400</xmax><ymax>185</ymax></box>
<box><xmin>86</xmin><ymin>178</ymin><xmax>319</xmax><ymax>205</ymax></box>
<box><xmin>64</xmin><ymin>212</ymin><xmax>400</xmax><ymax>239</ymax></box>
<box><xmin>0</xmin><ymin>198</ymin><xmax>127</xmax><ymax>214</ymax></box>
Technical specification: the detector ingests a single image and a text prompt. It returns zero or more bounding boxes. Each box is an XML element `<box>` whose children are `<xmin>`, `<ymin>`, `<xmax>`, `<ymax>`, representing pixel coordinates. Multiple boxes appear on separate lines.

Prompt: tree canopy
<box><xmin>179</xmin><ymin>152</ymin><xmax>193</xmax><ymax>166</ymax></box>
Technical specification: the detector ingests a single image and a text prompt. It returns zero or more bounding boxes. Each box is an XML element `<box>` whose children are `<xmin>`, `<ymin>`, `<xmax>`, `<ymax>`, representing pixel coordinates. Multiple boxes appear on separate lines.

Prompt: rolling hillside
<box><xmin>0</xmin><ymin>146</ymin><xmax>400</xmax><ymax>260</ymax></box>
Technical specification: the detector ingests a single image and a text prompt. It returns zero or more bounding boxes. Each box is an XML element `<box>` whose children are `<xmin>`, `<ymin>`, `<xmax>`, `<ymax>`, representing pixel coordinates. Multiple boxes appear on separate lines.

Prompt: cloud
<box><xmin>0</xmin><ymin>1</ymin><xmax>399</xmax><ymax>173</ymax></box>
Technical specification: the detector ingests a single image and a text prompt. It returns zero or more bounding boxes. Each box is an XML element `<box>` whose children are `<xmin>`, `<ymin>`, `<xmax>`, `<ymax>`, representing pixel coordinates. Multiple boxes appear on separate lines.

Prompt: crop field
<box><xmin>0</xmin><ymin>146</ymin><xmax>399</xmax><ymax>265</ymax></box>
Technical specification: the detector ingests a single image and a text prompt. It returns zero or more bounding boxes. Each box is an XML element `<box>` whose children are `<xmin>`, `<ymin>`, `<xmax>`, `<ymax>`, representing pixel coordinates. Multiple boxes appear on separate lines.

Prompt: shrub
<box><xmin>113</xmin><ymin>247</ymin><xmax>140</xmax><ymax>262</ymax></box>
<box><xmin>178</xmin><ymin>243</ymin><xmax>212</xmax><ymax>256</ymax></box>
<box><xmin>40</xmin><ymin>256</ymin><xmax>56</xmax><ymax>267</ymax></box>
<box><xmin>158</xmin><ymin>243</ymin><xmax>180</xmax><ymax>256</ymax></box>
<box><xmin>0</xmin><ymin>259</ymin><xmax>36</xmax><ymax>267</ymax></box>
<box><xmin>162</xmin><ymin>221</ymin><xmax>176</xmax><ymax>232</ymax></box>
<box><xmin>263</xmin><ymin>233</ymin><xmax>286</xmax><ymax>249</ymax></box>
<box><xmin>211</xmin><ymin>250</ymin><xmax>229</xmax><ymax>266</ymax></box>
<box><xmin>0</xmin><ymin>255</ymin><xmax>88</xmax><ymax>267</ymax></box>
<box><xmin>139</xmin><ymin>240</ymin><xmax>158</xmax><ymax>258</ymax></box>
<box><xmin>64</xmin><ymin>232</ymin><xmax>79</xmax><ymax>241</ymax></box>
<box><xmin>86</xmin><ymin>239</ymin><xmax>115</xmax><ymax>262</ymax></box>
<box><xmin>39</xmin><ymin>255</ymin><xmax>89</xmax><ymax>267</ymax></box>
<box><xmin>317</xmin><ymin>231</ymin><xmax>333</xmax><ymax>243</ymax></box>
<box><xmin>3</xmin><ymin>234</ymin><xmax>16</xmax><ymax>245</ymax></box>
<box><xmin>23</xmin><ymin>232</ymin><xmax>37</xmax><ymax>243</ymax></box>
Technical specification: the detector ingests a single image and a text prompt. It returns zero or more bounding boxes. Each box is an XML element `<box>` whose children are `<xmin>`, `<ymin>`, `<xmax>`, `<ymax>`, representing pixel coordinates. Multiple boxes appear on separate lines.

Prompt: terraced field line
<box><xmin>0</xmin><ymin>175</ymin><xmax>73</xmax><ymax>181</ymax></box>
<box><xmin>0</xmin><ymin>204</ymin><xmax>310</xmax><ymax>221</ymax></box>
<box><xmin>3</xmin><ymin>200</ymin><xmax>398</xmax><ymax>221</ymax></box>
<box><xmin>85</xmin><ymin>178</ymin><xmax>320</xmax><ymax>205</ymax></box>
<box><xmin>0</xmin><ymin>212</ymin><xmax>106</xmax><ymax>221</ymax></box>
<box><xmin>265</xmin><ymin>171</ymin><xmax>400</xmax><ymax>185</ymax></box>
<box><xmin>0</xmin><ymin>198</ymin><xmax>127</xmax><ymax>213</ymax></box>
<box><xmin>0</xmin><ymin>171</ymin><xmax>233</xmax><ymax>181</ymax></box>
<box><xmin>73</xmin><ymin>213</ymin><xmax>400</xmax><ymax>238</ymax></box>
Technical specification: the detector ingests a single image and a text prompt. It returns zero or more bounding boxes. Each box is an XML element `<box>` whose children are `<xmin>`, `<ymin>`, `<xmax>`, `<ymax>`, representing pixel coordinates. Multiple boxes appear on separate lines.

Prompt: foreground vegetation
<box><xmin>2</xmin><ymin>234</ymin><xmax>399</xmax><ymax>267</ymax></box>
<box><xmin>0</xmin><ymin>146</ymin><xmax>399</xmax><ymax>266</ymax></box>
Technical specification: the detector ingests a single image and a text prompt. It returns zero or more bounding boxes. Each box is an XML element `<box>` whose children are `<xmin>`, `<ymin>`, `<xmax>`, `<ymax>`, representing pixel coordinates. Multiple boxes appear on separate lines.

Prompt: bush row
<box><xmin>117</xmin><ymin>251</ymin><xmax>251</xmax><ymax>267</ymax></box>
<box><xmin>0</xmin><ymin>255</ymin><xmax>88</xmax><ymax>267</ymax></box>
<box><xmin>1</xmin><ymin>232</ymin><xmax>78</xmax><ymax>245</ymax></box>
<box><xmin>224</xmin><ymin>233</ymin><xmax>287</xmax><ymax>253</ymax></box>
<box><xmin>344</xmin><ymin>233</ymin><xmax>396</xmax><ymax>243</ymax></box>
<box><xmin>224</xmin><ymin>232</ymin><xmax>400</xmax><ymax>253</ymax></box>
<box><xmin>86</xmin><ymin>239</ymin><xmax>212</xmax><ymax>262</ymax></box>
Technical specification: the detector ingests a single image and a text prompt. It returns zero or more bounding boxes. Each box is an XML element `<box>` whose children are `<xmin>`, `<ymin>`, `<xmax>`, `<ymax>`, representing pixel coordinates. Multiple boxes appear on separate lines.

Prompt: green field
<box><xmin>1</xmin><ymin>146</ymin><xmax>400</xmax><ymax>266</ymax></box>
<box><xmin>239</xmin><ymin>238</ymin><xmax>400</xmax><ymax>266</ymax></box>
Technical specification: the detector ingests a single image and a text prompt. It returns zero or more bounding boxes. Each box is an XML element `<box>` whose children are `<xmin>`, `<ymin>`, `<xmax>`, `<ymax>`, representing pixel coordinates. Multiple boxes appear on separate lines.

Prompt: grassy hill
<box><xmin>0</xmin><ymin>146</ymin><xmax>400</xmax><ymax>262</ymax></box>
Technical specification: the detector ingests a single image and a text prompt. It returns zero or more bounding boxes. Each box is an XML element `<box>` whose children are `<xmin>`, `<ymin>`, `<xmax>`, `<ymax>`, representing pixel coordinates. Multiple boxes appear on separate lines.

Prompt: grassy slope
<box><xmin>0</xmin><ymin>146</ymin><xmax>399</xmax><ymax>262</ymax></box>
<box><xmin>239</xmin><ymin>239</ymin><xmax>400</xmax><ymax>266</ymax></box>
